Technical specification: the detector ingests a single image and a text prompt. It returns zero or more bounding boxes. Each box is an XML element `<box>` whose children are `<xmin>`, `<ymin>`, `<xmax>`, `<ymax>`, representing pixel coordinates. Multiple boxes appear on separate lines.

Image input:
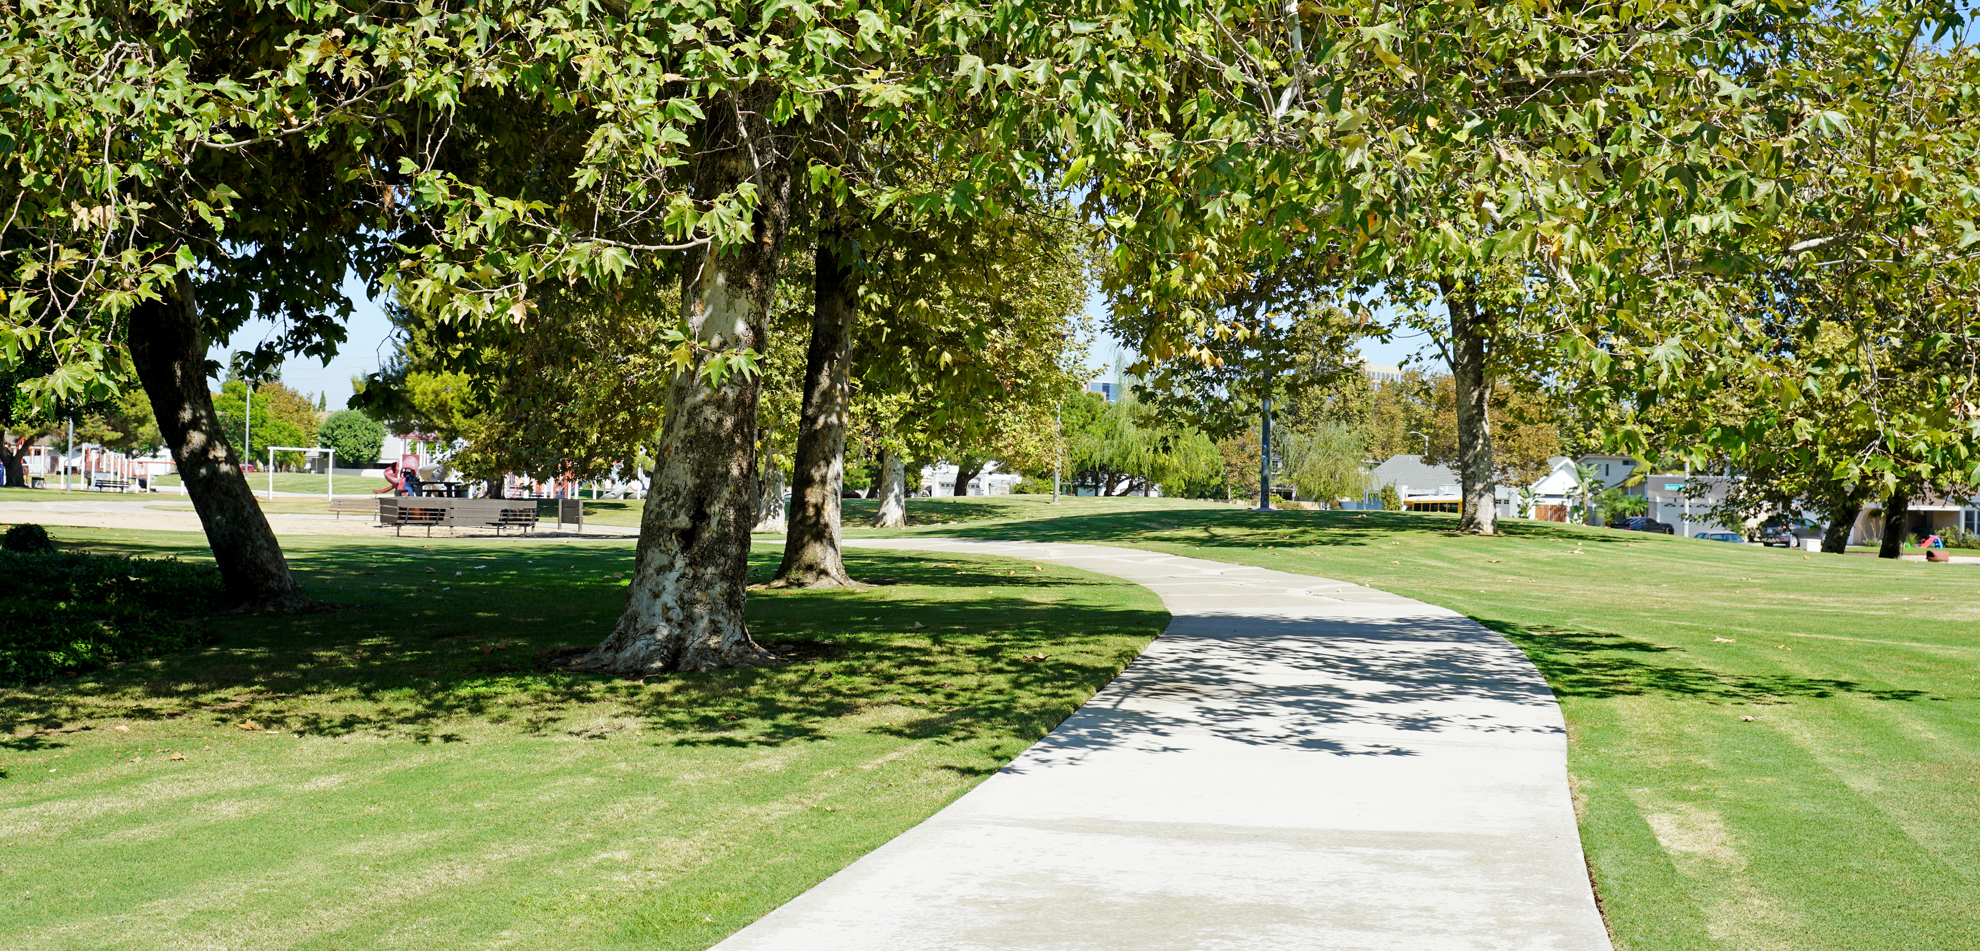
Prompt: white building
<box><xmin>919</xmin><ymin>461</ymin><xmax>1024</xmax><ymax>497</ymax></box>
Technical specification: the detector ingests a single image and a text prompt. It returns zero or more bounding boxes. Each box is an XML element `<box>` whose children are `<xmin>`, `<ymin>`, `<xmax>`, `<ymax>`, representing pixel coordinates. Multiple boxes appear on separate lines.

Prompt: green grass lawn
<box><xmin>0</xmin><ymin>486</ymin><xmax>157</xmax><ymax>502</ymax></box>
<box><xmin>0</xmin><ymin>527</ymin><xmax>1165</xmax><ymax>950</ymax></box>
<box><xmin>850</xmin><ymin>495</ymin><xmax>1980</xmax><ymax>951</ymax></box>
<box><xmin>11</xmin><ymin>493</ymin><xmax>1976</xmax><ymax>950</ymax></box>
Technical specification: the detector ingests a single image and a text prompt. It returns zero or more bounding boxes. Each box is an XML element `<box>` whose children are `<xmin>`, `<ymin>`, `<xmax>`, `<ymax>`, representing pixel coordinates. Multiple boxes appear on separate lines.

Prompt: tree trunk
<box><xmin>753</xmin><ymin>464</ymin><xmax>787</xmax><ymax>533</ymax></box>
<box><xmin>1443</xmin><ymin>277</ymin><xmax>1498</xmax><ymax>535</ymax></box>
<box><xmin>1821</xmin><ymin>488</ymin><xmax>1868</xmax><ymax>554</ymax></box>
<box><xmin>1879</xmin><ymin>487</ymin><xmax>1910</xmax><ymax>559</ymax></box>
<box><xmin>128</xmin><ymin>275</ymin><xmax>312</xmax><ymax>612</ymax></box>
<box><xmin>775</xmin><ymin>220</ymin><xmax>858</xmax><ymax>587</ymax></box>
<box><xmin>579</xmin><ymin>94</ymin><xmax>791</xmax><ymax>674</ymax></box>
<box><xmin>873</xmin><ymin>451</ymin><xmax>907</xmax><ymax>527</ymax></box>
<box><xmin>0</xmin><ymin>436</ymin><xmax>24</xmax><ymax>487</ymax></box>
<box><xmin>952</xmin><ymin>457</ymin><xmax>984</xmax><ymax>497</ymax></box>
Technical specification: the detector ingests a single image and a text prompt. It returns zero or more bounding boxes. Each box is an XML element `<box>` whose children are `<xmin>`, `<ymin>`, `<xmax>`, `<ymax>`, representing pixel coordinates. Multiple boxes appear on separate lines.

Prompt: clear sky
<box><xmin>204</xmin><ymin>276</ymin><xmax>397</xmax><ymax>408</ymax></box>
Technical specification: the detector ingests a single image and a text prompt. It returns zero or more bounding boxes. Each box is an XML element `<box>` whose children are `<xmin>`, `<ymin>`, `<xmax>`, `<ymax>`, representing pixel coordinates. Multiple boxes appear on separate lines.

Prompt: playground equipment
<box><xmin>378</xmin><ymin>454</ymin><xmax>467</xmax><ymax>497</ymax></box>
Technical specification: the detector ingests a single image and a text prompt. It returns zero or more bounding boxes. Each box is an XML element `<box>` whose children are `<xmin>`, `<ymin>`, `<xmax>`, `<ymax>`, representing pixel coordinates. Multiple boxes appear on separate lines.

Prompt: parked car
<box><xmin>1696</xmin><ymin>531</ymin><xmax>1747</xmax><ymax>544</ymax></box>
<box><xmin>1613</xmin><ymin>516</ymin><xmax>1675</xmax><ymax>535</ymax></box>
<box><xmin>1757</xmin><ymin>518</ymin><xmax>1824</xmax><ymax>548</ymax></box>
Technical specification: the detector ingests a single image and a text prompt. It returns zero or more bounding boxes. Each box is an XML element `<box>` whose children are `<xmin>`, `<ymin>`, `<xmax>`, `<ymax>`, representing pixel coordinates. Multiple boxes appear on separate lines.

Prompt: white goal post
<box><xmin>266</xmin><ymin>446</ymin><xmax>336</xmax><ymax>500</ymax></box>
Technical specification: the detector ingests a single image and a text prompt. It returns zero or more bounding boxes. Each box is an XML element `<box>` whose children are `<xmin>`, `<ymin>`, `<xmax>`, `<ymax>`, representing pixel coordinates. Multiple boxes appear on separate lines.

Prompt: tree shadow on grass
<box><xmin>1482</xmin><ymin>618</ymin><xmax>1933</xmax><ymax>704</ymax></box>
<box><xmin>0</xmin><ymin>545</ymin><xmax>1167</xmax><ymax>762</ymax></box>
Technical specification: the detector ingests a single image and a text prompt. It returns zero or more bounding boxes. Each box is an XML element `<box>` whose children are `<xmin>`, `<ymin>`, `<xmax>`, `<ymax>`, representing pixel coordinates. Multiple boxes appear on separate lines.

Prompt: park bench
<box><xmin>90</xmin><ymin>477</ymin><xmax>131</xmax><ymax>493</ymax></box>
<box><xmin>329</xmin><ymin>498</ymin><xmax>375</xmax><ymax>521</ymax></box>
<box><xmin>378</xmin><ymin>497</ymin><xmax>540</xmax><ymax>536</ymax></box>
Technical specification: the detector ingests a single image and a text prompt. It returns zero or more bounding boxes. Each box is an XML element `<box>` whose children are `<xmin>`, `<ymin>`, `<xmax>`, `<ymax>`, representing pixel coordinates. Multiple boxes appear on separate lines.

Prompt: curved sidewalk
<box><xmin>717</xmin><ymin>539</ymin><xmax>1611</xmax><ymax>951</ymax></box>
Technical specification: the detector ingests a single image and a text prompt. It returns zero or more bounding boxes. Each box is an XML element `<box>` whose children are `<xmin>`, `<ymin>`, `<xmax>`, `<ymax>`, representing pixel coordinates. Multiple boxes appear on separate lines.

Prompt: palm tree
<box><xmin>1572</xmin><ymin>462</ymin><xmax>1604</xmax><ymax>526</ymax></box>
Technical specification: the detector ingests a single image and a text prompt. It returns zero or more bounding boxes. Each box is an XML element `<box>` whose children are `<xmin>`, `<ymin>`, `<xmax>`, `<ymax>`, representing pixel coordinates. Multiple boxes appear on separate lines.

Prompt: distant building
<box><xmin>1363</xmin><ymin>362</ymin><xmax>1403</xmax><ymax>385</ymax></box>
<box><xmin>1088</xmin><ymin>380</ymin><xmax>1120</xmax><ymax>402</ymax></box>
<box><xmin>920</xmin><ymin>461</ymin><xmax>1024</xmax><ymax>497</ymax></box>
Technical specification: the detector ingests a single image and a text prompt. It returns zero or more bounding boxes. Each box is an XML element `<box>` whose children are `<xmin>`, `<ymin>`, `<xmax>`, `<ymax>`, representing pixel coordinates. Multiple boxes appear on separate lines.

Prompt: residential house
<box><xmin>1355</xmin><ymin>454</ymin><xmax>1518</xmax><ymax>515</ymax></box>
<box><xmin>1848</xmin><ymin>491</ymin><xmax>1980</xmax><ymax>546</ymax></box>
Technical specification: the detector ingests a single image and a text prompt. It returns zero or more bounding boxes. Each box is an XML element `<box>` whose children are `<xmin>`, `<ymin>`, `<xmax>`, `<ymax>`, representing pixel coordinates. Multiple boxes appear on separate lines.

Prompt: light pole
<box><xmin>1408</xmin><ymin>430</ymin><xmax>1428</xmax><ymax>456</ymax></box>
<box><xmin>1051</xmin><ymin>407</ymin><xmax>1061</xmax><ymax>504</ymax></box>
<box><xmin>1256</xmin><ymin>394</ymin><xmax>1274</xmax><ymax>512</ymax></box>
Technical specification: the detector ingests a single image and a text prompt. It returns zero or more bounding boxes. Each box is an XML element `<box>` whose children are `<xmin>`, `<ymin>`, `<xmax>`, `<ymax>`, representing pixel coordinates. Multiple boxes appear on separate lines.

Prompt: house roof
<box><xmin>1369</xmin><ymin>454</ymin><xmax>1459</xmax><ymax>494</ymax></box>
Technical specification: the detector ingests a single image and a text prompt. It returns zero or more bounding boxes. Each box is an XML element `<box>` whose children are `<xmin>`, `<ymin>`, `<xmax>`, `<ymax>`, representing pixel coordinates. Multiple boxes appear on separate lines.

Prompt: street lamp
<box><xmin>1408</xmin><ymin>430</ymin><xmax>1429</xmax><ymax>456</ymax></box>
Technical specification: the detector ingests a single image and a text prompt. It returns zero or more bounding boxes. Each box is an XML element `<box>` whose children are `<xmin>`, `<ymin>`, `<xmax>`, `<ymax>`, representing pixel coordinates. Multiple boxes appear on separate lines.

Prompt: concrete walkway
<box><xmin>716</xmin><ymin>538</ymin><xmax>1611</xmax><ymax>951</ymax></box>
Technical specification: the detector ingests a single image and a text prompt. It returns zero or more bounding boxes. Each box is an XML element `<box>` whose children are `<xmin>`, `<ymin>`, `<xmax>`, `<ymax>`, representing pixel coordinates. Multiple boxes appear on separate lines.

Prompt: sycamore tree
<box><xmin>841</xmin><ymin>217</ymin><xmax>1093</xmax><ymax>531</ymax></box>
<box><xmin>1073</xmin><ymin>2</ymin><xmax>1861</xmax><ymax>539</ymax></box>
<box><xmin>774</xmin><ymin>194</ymin><xmax>1090</xmax><ymax>584</ymax></box>
<box><xmin>1580</xmin><ymin>2</ymin><xmax>1980</xmax><ymax>554</ymax></box>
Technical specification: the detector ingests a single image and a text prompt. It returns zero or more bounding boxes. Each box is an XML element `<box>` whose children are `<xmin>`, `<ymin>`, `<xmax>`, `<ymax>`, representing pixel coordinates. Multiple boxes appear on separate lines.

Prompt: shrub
<box><xmin>1938</xmin><ymin>529</ymin><xmax>1980</xmax><ymax>550</ymax></box>
<box><xmin>319</xmin><ymin>409</ymin><xmax>386</xmax><ymax>468</ymax></box>
<box><xmin>1009</xmin><ymin>476</ymin><xmax>1051</xmax><ymax>495</ymax></box>
<box><xmin>1379</xmin><ymin>483</ymin><xmax>1403</xmax><ymax>511</ymax></box>
<box><xmin>0</xmin><ymin>550</ymin><xmax>226</xmax><ymax>685</ymax></box>
<box><xmin>3</xmin><ymin>523</ymin><xmax>54</xmax><ymax>553</ymax></box>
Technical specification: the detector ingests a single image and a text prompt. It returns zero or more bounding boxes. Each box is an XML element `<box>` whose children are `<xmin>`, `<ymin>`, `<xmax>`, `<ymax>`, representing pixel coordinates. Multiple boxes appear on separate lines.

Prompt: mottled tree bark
<box><xmin>1441</xmin><ymin>278</ymin><xmax>1498</xmax><ymax>535</ymax></box>
<box><xmin>128</xmin><ymin>275</ymin><xmax>312</xmax><ymax>612</ymax></box>
<box><xmin>1879</xmin><ymin>487</ymin><xmax>1910</xmax><ymax>559</ymax></box>
<box><xmin>579</xmin><ymin>95</ymin><xmax>791</xmax><ymax>674</ymax></box>
<box><xmin>775</xmin><ymin>222</ymin><xmax>857</xmax><ymax>587</ymax></box>
<box><xmin>753</xmin><ymin>464</ymin><xmax>787</xmax><ymax>533</ymax></box>
<box><xmin>952</xmin><ymin>457</ymin><xmax>984</xmax><ymax>497</ymax></box>
<box><xmin>872</xmin><ymin>451</ymin><xmax>907</xmax><ymax>527</ymax></box>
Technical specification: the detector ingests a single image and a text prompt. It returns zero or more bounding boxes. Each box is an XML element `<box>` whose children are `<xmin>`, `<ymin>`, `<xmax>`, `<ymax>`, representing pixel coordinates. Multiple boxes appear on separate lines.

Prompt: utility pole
<box><xmin>1256</xmin><ymin>394</ymin><xmax>1273</xmax><ymax>512</ymax></box>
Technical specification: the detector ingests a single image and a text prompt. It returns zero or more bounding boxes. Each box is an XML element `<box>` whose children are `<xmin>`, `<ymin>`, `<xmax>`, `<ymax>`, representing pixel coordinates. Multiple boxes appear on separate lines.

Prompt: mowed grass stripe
<box><xmin>857</xmin><ymin>496</ymin><xmax>1980</xmax><ymax>951</ymax></box>
<box><xmin>2</xmin><ymin>528</ymin><xmax>1165</xmax><ymax>950</ymax></box>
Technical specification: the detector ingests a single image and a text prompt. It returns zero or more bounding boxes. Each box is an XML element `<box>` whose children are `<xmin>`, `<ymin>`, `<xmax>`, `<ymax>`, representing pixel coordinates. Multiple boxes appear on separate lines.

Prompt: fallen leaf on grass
<box><xmin>424</xmin><ymin>567</ymin><xmax>436</xmax><ymax>573</ymax></box>
<box><xmin>168</xmin><ymin>753</ymin><xmax>186</xmax><ymax>761</ymax></box>
<box><xmin>1740</xmin><ymin>715</ymin><xmax>1764</xmax><ymax>722</ymax></box>
<box><xmin>112</xmin><ymin>725</ymin><xmax>130</xmax><ymax>733</ymax></box>
<box><xmin>1713</xmin><ymin>637</ymin><xmax>1736</xmax><ymax>643</ymax></box>
<box><xmin>907</xmin><ymin>621</ymin><xmax>926</xmax><ymax>630</ymax></box>
<box><xmin>238</xmin><ymin>719</ymin><xmax>262</xmax><ymax>731</ymax></box>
